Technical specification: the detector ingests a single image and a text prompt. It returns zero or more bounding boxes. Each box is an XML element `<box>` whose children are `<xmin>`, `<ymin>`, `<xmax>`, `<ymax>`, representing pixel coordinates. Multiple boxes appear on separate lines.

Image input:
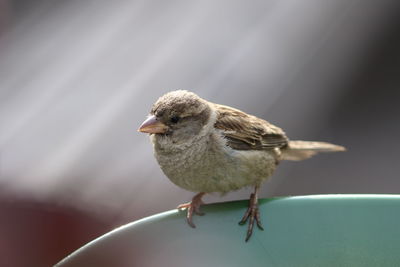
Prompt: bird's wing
<box><xmin>213</xmin><ymin>104</ymin><xmax>289</xmax><ymax>150</ymax></box>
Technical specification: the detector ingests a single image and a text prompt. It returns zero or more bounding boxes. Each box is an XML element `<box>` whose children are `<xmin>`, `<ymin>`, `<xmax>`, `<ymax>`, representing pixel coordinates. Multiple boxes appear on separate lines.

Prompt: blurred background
<box><xmin>0</xmin><ymin>0</ymin><xmax>400</xmax><ymax>266</ymax></box>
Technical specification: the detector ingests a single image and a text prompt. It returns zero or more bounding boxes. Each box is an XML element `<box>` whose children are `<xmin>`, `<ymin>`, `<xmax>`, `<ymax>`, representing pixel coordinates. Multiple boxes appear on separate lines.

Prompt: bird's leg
<box><xmin>239</xmin><ymin>185</ymin><xmax>264</xmax><ymax>242</ymax></box>
<box><xmin>177</xmin><ymin>192</ymin><xmax>206</xmax><ymax>228</ymax></box>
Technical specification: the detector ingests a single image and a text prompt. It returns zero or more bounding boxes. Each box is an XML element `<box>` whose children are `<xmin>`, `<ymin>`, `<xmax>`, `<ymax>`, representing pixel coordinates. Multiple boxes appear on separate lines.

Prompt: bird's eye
<box><xmin>170</xmin><ymin>116</ymin><xmax>180</xmax><ymax>124</ymax></box>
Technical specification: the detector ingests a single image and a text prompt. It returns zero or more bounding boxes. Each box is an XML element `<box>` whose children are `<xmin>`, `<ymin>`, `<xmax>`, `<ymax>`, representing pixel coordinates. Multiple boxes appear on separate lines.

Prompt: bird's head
<box><xmin>138</xmin><ymin>90</ymin><xmax>212</xmax><ymax>143</ymax></box>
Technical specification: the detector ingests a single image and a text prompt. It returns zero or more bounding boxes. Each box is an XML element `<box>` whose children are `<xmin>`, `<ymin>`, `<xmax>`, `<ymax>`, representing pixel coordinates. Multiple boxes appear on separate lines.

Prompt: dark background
<box><xmin>0</xmin><ymin>0</ymin><xmax>400</xmax><ymax>266</ymax></box>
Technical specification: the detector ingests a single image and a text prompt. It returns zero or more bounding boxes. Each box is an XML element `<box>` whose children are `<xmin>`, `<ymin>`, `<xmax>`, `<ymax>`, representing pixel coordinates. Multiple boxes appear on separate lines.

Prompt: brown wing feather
<box><xmin>213</xmin><ymin>104</ymin><xmax>288</xmax><ymax>150</ymax></box>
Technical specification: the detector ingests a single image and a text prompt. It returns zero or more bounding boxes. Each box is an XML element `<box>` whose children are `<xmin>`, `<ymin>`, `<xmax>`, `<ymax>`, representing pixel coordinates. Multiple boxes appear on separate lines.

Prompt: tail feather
<box><xmin>282</xmin><ymin>140</ymin><xmax>346</xmax><ymax>161</ymax></box>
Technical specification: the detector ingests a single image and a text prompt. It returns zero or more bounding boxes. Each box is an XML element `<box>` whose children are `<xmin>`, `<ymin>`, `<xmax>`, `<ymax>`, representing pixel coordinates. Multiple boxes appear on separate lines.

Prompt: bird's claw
<box><xmin>239</xmin><ymin>191</ymin><xmax>264</xmax><ymax>242</ymax></box>
<box><xmin>177</xmin><ymin>192</ymin><xmax>205</xmax><ymax>228</ymax></box>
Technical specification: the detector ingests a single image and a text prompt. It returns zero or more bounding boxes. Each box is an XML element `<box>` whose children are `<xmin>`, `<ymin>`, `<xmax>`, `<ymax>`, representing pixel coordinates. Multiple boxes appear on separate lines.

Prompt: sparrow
<box><xmin>138</xmin><ymin>90</ymin><xmax>345</xmax><ymax>241</ymax></box>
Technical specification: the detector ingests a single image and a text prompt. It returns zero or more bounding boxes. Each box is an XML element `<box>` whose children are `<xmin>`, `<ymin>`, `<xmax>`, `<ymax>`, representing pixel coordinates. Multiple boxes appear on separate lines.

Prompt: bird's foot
<box><xmin>239</xmin><ymin>190</ymin><xmax>264</xmax><ymax>242</ymax></box>
<box><xmin>177</xmin><ymin>192</ymin><xmax>206</xmax><ymax>228</ymax></box>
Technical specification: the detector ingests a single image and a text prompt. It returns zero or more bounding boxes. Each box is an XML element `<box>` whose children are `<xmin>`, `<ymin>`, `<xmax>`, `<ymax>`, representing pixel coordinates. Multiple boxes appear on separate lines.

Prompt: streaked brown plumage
<box><xmin>139</xmin><ymin>90</ymin><xmax>345</xmax><ymax>241</ymax></box>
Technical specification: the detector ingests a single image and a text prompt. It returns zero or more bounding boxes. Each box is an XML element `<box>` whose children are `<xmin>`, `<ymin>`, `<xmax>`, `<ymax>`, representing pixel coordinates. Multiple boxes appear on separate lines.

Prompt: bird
<box><xmin>138</xmin><ymin>90</ymin><xmax>345</xmax><ymax>241</ymax></box>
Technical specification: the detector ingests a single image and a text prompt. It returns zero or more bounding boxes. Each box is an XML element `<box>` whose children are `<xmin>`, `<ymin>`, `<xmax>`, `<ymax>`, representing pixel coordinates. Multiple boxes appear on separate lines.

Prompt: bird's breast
<box><xmin>153</xmin><ymin>133</ymin><xmax>276</xmax><ymax>193</ymax></box>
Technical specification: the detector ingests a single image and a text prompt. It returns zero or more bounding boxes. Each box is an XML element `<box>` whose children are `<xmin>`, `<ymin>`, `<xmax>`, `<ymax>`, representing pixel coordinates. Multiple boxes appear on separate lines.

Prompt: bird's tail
<box><xmin>282</xmin><ymin>140</ymin><xmax>346</xmax><ymax>161</ymax></box>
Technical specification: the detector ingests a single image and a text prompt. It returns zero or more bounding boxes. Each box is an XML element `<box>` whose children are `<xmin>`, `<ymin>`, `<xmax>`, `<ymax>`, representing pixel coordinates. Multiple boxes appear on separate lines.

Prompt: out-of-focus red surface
<box><xmin>0</xmin><ymin>197</ymin><xmax>117</xmax><ymax>267</ymax></box>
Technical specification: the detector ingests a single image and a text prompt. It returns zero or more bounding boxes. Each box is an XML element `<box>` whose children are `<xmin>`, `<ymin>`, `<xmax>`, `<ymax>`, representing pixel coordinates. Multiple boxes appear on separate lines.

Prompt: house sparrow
<box><xmin>138</xmin><ymin>90</ymin><xmax>345</xmax><ymax>241</ymax></box>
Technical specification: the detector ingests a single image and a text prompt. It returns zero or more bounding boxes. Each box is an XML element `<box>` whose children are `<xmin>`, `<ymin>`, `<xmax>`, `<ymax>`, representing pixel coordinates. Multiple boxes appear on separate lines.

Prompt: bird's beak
<box><xmin>138</xmin><ymin>115</ymin><xmax>168</xmax><ymax>134</ymax></box>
